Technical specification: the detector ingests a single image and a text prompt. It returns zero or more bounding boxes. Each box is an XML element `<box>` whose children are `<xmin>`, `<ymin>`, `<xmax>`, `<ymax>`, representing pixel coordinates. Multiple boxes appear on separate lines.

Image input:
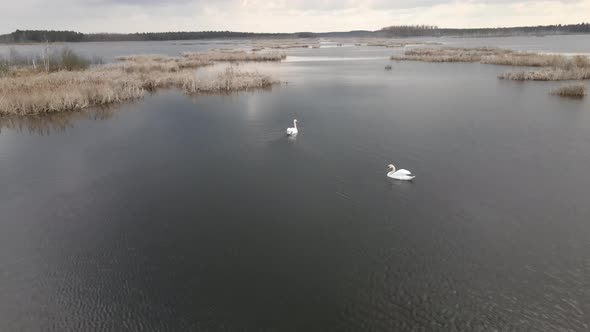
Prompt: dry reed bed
<box><xmin>495</xmin><ymin>54</ymin><xmax>590</xmax><ymax>81</ymax></box>
<box><xmin>392</xmin><ymin>47</ymin><xmax>590</xmax><ymax>81</ymax></box>
<box><xmin>0</xmin><ymin>50</ymin><xmax>282</xmax><ymax>115</ymax></box>
<box><xmin>498</xmin><ymin>68</ymin><xmax>590</xmax><ymax>81</ymax></box>
<box><xmin>391</xmin><ymin>47</ymin><xmax>513</xmax><ymax>62</ymax></box>
<box><xmin>0</xmin><ymin>67</ymin><xmax>276</xmax><ymax>115</ymax></box>
<box><xmin>367</xmin><ymin>40</ymin><xmax>442</xmax><ymax>48</ymax></box>
<box><xmin>181</xmin><ymin>50</ymin><xmax>286</xmax><ymax>62</ymax></box>
<box><xmin>550</xmin><ymin>84</ymin><xmax>587</xmax><ymax>97</ymax></box>
<box><xmin>113</xmin><ymin>50</ymin><xmax>286</xmax><ymax>73</ymax></box>
<box><xmin>481</xmin><ymin>53</ymin><xmax>590</xmax><ymax>68</ymax></box>
<box><xmin>252</xmin><ymin>39</ymin><xmax>320</xmax><ymax>50</ymax></box>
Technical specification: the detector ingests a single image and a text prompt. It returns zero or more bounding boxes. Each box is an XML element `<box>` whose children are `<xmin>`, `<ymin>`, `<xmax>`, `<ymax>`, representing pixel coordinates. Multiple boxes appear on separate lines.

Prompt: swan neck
<box><xmin>293</xmin><ymin>120</ymin><xmax>297</xmax><ymax>129</ymax></box>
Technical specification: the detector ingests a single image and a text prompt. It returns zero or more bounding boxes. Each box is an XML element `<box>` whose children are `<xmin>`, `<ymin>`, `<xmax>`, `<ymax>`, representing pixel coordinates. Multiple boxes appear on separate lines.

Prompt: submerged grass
<box><xmin>0</xmin><ymin>50</ymin><xmax>282</xmax><ymax>115</ymax></box>
<box><xmin>550</xmin><ymin>84</ymin><xmax>587</xmax><ymax>97</ymax></box>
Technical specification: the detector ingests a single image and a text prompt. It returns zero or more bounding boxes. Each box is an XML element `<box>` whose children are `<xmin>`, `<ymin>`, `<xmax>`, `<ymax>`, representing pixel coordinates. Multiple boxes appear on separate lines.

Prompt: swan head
<box><xmin>294</xmin><ymin>119</ymin><xmax>298</xmax><ymax>123</ymax></box>
<box><xmin>387</xmin><ymin>164</ymin><xmax>395</xmax><ymax>171</ymax></box>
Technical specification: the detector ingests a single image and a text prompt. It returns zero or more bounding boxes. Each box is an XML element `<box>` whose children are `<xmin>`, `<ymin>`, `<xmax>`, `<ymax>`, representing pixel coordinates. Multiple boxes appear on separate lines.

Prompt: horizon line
<box><xmin>3</xmin><ymin>22</ymin><xmax>589</xmax><ymax>36</ymax></box>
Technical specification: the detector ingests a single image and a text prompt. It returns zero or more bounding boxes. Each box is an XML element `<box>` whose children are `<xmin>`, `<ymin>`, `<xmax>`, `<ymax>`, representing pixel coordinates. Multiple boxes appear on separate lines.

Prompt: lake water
<box><xmin>1</xmin><ymin>36</ymin><xmax>590</xmax><ymax>331</ymax></box>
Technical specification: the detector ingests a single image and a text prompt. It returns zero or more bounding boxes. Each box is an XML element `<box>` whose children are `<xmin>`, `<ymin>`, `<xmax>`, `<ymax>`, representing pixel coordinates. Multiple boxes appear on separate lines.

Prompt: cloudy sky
<box><xmin>2</xmin><ymin>0</ymin><xmax>589</xmax><ymax>34</ymax></box>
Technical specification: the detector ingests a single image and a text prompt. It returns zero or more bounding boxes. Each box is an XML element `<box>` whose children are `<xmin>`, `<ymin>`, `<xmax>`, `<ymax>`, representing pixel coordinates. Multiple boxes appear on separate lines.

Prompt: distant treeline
<box><xmin>0</xmin><ymin>30</ymin><xmax>315</xmax><ymax>43</ymax></box>
<box><xmin>379</xmin><ymin>23</ymin><xmax>590</xmax><ymax>38</ymax></box>
<box><xmin>1</xmin><ymin>23</ymin><xmax>590</xmax><ymax>43</ymax></box>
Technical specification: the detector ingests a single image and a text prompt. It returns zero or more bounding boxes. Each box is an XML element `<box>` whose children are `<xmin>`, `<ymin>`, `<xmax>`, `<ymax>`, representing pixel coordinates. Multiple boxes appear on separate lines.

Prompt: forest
<box><xmin>1</xmin><ymin>23</ymin><xmax>589</xmax><ymax>43</ymax></box>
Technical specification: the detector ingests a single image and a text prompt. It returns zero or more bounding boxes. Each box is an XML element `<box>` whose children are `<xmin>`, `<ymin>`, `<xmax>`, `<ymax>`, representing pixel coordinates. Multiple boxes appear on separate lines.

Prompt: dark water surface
<box><xmin>1</xmin><ymin>38</ymin><xmax>590</xmax><ymax>331</ymax></box>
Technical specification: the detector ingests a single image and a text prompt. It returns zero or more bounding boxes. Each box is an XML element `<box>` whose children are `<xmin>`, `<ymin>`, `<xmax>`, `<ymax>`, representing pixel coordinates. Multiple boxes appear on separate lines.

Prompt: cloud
<box><xmin>1</xmin><ymin>0</ymin><xmax>589</xmax><ymax>33</ymax></box>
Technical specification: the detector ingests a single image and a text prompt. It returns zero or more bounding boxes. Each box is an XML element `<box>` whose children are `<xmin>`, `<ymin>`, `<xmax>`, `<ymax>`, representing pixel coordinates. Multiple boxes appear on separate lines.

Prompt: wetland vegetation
<box><xmin>0</xmin><ymin>49</ymin><xmax>283</xmax><ymax>115</ymax></box>
<box><xmin>392</xmin><ymin>47</ymin><xmax>590</xmax><ymax>81</ymax></box>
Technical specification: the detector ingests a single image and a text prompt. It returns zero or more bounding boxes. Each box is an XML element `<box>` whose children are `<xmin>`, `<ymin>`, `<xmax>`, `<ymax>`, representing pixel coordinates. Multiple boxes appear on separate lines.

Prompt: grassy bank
<box><xmin>0</xmin><ymin>49</ymin><xmax>283</xmax><ymax>115</ymax></box>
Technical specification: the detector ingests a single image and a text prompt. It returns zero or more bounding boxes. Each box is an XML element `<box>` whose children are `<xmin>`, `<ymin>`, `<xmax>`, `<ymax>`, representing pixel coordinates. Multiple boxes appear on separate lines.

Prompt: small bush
<box><xmin>550</xmin><ymin>84</ymin><xmax>587</xmax><ymax>98</ymax></box>
<box><xmin>0</xmin><ymin>47</ymin><xmax>92</xmax><ymax>73</ymax></box>
<box><xmin>0</xmin><ymin>59</ymin><xmax>8</xmax><ymax>75</ymax></box>
<box><xmin>50</xmin><ymin>47</ymin><xmax>90</xmax><ymax>71</ymax></box>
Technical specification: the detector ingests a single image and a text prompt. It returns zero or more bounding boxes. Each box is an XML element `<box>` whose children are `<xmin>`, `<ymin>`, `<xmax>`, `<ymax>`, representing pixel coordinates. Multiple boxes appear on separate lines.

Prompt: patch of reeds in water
<box><xmin>0</xmin><ymin>49</ymin><xmax>283</xmax><ymax>115</ymax></box>
<box><xmin>550</xmin><ymin>84</ymin><xmax>587</xmax><ymax>98</ymax></box>
<box><xmin>496</xmin><ymin>54</ymin><xmax>590</xmax><ymax>81</ymax></box>
<box><xmin>392</xmin><ymin>46</ymin><xmax>590</xmax><ymax>81</ymax></box>
<box><xmin>252</xmin><ymin>39</ymin><xmax>320</xmax><ymax>50</ymax></box>
<box><xmin>367</xmin><ymin>40</ymin><xmax>442</xmax><ymax>48</ymax></box>
<box><xmin>112</xmin><ymin>50</ymin><xmax>286</xmax><ymax>73</ymax></box>
<box><xmin>498</xmin><ymin>68</ymin><xmax>590</xmax><ymax>81</ymax></box>
<box><xmin>181</xmin><ymin>50</ymin><xmax>286</xmax><ymax>62</ymax></box>
<box><xmin>0</xmin><ymin>65</ymin><xmax>277</xmax><ymax>115</ymax></box>
<box><xmin>391</xmin><ymin>47</ymin><xmax>512</xmax><ymax>62</ymax></box>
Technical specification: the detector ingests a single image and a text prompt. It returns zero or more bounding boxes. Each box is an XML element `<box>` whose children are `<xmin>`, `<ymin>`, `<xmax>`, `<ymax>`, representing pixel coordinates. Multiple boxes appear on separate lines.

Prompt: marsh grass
<box><xmin>391</xmin><ymin>47</ymin><xmax>512</xmax><ymax>62</ymax></box>
<box><xmin>393</xmin><ymin>47</ymin><xmax>590</xmax><ymax>81</ymax></box>
<box><xmin>498</xmin><ymin>68</ymin><xmax>590</xmax><ymax>81</ymax></box>
<box><xmin>496</xmin><ymin>54</ymin><xmax>590</xmax><ymax>81</ymax></box>
<box><xmin>253</xmin><ymin>39</ymin><xmax>320</xmax><ymax>50</ymax></box>
<box><xmin>367</xmin><ymin>40</ymin><xmax>442</xmax><ymax>48</ymax></box>
<box><xmin>182</xmin><ymin>50</ymin><xmax>286</xmax><ymax>62</ymax></box>
<box><xmin>0</xmin><ymin>50</ymin><xmax>282</xmax><ymax>115</ymax></box>
<box><xmin>0</xmin><ymin>65</ymin><xmax>277</xmax><ymax>115</ymax></box>
<box><xmin>550</xmin><ymin>84</ymin><xmax>587</xmax><ymax>97</ymax></box>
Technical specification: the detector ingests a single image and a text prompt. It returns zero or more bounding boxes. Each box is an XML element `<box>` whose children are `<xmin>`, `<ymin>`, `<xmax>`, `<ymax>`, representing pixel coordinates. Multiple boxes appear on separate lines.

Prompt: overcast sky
<box><xmin>1</xmin><ymin>0</ymin><xmax>589</xmax><ymax>34</ymax></box>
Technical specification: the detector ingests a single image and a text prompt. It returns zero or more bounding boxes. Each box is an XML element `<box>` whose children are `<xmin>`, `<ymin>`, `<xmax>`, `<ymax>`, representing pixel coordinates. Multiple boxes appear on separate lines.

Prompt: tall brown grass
<box><xmin>495</xmin><ymin>54</ymin><xmax>590</xmax><ymax>81</ymax></box>
<box><xmin>367</xmin><ymin>40</ymin><xmax>442</xmax><ymax>48</ymax></box>
<box><xmin>550</xmin><ymin>84</ymin><xmax>587</xmax><ymax>98</ymax></box>
<box><xmin>482</xmin><ymin>53</ymin><xmax>590</xmax><ymax>69</ymax></box>
<box><xmin>498</xmin><ymin>68</ymin><xmax>590</xmax><ymax>81</ymax></box>
<box><xmin>391</xmin><ymin>47</ymin><xmax>512</xmax><ymax>62</ymax></box>
<box><xmin>0</xmin><ymin>66</ymin><xmax>276</xmax><ymax>115</ymax></box>
<box><xmin>252</xmin><ymin>39</ymin><xmax>320</xmax><ymax>50</ymax></box>
<box><xmin>181</xmin><ymin>50</ymin><xmax>286</xmax><ymax>62</ymax></box>
<box><xmin>113</xmin><ymin>55</ymin><xmax>212</xmax><ymax>73</ymax></box>
<box><xmin>0</xmin><ymin>50</ymin><xmax>283</xmax><ymax>115</ymax></box>
<box><xmin>112</xmin><ymin>50</ymin><xmax>285</xmax><ymax>73</ymax></box>
<box><xmin>392</xmin><ymin>47</ymin><xmax>590</xmax><ymax>81</ymax></box>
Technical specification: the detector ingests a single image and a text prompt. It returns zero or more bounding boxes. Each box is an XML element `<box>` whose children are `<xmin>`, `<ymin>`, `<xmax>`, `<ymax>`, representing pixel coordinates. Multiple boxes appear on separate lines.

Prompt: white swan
<box><xmin>286</xmin><ymin>119</ymin><xmax>298</xmax><ymax>136</ymax></box>
<box><xmin>387</xmin><ymin>164</ymin><xmax>415</xmax><ymax>181</ymax></box>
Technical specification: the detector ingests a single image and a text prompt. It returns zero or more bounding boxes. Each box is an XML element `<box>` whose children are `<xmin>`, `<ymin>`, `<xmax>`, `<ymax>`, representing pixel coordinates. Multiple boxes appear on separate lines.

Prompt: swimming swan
<box><xmin>387</xmin><ymin>164</ymin><xmax>415</xmax><ymax>181</ymax></box>
<box><xmin>286</xmin><ymin>119</ymin><xmax>298</xmax><ymax>136</ymax></box>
